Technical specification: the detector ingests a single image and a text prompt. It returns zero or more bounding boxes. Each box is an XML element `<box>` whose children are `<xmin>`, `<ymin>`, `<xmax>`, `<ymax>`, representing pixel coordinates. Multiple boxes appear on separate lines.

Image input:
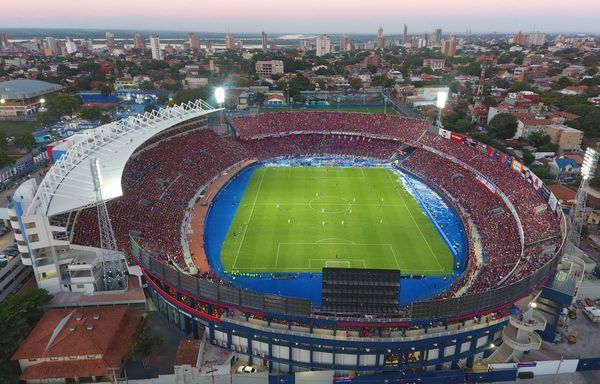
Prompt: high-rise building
<box><xmin>513</xmin><ymin>31</ymin><xmax>527</xmax><ymax>45</ymax></box>
<box><xmin>527</xmin><ymin>33</ymin><xmax>546</xmax><ymax>46</ymax></box>
<box><xmin>255</xmin><ymin>60</ymin><xmax>284</xmax><ymax>78</ymax></box>
<box><xmin>45</xmin><ymin>37</ymin><xmax>58</xmax><ymax>55</ymax></box>
<box><xmin>429</xmin><ymin>28</ymin><xmax>442</xmax><ymax>46</ymax></box>
<box><xmin>441</xmin><ymin>37</ymin><xmax>457</xmax><ymax>57</ymax></box>
<box><xmin>315</xmin><ymin>35</ymin><xmax>331</xmax><ymax>57</ymax></box>
<box><xmin>65</xmin><ymin>37</ymin><xmax>77</xmax><ymax>54</ymax></box>
<box><xmin>188</xmin><ymin>32</ymin><xmax>200</xmax><ymax>54</ymax></box>
<box><xmin>339</xmin><ymin>34</ymin><xmax>347</xmax><ymax>51</ymax></box>
<box><xmin>105</xmin><ymin>32</ymin><xmax>115</xmax><ymax>50</ymax></box>
<box><xmin>0</xmin><ymin>33</ymin><xmax>8</xmax><ymax>50</ymax></box>
<box><xmin>149</xmin><ymin>36</ymin><xmax>162</xmax><ymax>60</ymax></box>
<box><xmin>224</xmin><ymin>33</ymin><xmax>235</xmax><ymax>50</ymax></box>
<box><xmin>133</xmin><ymin>33</ymin><xmax>145</xmax><ymax>50</ymax></box>
<box><xmin>376</xmin><ymin>26</ymin><xmax>385</xmax><ymax>49</ymax></box>
<box><xmin>261</xmin><ymin>31</ymin><xmax>268</xmax><ymax>52</ymax></box>
<box><xmin>403</xmin><ymin>24</ymin><xmax>408</xmax><ymax>44</ymax></box>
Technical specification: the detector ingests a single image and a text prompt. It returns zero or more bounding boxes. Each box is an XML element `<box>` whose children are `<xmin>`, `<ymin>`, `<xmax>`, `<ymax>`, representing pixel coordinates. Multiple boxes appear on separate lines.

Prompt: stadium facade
<box><xmin>9</xmin><ymin>102</ymin><xmax>567</xmax><ymax>377</ymax></box>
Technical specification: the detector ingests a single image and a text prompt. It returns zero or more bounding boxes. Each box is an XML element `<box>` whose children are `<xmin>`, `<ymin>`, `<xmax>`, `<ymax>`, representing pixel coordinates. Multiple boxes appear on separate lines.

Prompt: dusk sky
<box><xmin>3</xmin><ymin>0</ymin><xmax>599</xmax><ymax>34</ymax></box>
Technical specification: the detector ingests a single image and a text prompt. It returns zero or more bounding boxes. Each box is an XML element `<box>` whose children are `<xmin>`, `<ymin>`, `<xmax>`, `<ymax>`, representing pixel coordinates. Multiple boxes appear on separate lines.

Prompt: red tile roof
<box><xmin>548</xmin><ymin>185</ymin><xmax>577</xmax><ymax>202</ymax></box>
<box><xmin>20</xmin><ymin>360</ymin><xmax>111</xmax><ymax>380</ymax></box>
<box><xmin>13</xmin><ymin>306</ymin><xmax>142</xmax><ymax>379</ymax></box>
<box><xmin>175</xmin><ymin>339</ymin><xmax>201</xmax><ymax>366</ymax></box>
<box><xmin>521</xmin><ymin>118</ymin><xmax>553</xmax><ymax>126</ymax></box>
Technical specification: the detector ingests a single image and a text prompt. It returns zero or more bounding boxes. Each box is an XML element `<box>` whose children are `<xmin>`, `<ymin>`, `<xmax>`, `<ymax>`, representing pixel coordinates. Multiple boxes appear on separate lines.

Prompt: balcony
<box><xmin>501</xmin><ymin>325</ymin><xmax>542</xmax><ymax>352</ymax></box>
<box><xmin>509</xmin><ymin>310</ymin><xmax>547</xmax><ymax>332</ymax></box>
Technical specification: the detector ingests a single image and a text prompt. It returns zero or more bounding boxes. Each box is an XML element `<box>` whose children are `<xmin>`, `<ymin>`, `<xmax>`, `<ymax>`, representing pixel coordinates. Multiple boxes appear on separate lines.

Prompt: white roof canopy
<box><xmin>28</xmin><ymin>100</ymin><xmax>220</xmax><ymax>216</ymax></box>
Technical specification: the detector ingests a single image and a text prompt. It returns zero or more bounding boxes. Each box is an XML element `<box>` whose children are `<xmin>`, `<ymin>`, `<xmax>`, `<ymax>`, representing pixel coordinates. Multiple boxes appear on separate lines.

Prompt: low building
<box><xmin>255</xmin><ymin>60</ymin><xmax>284</xmax><ymax>78</ymax></box>
<box><xmin>546</xmin><ymin>124</ymin><xmax>583</xmax><ymax>152</ymax></box>
<box><xmin>422</xmin><ymin>58</ymin><xmax>445</xmax><ymax>71</ymax></box>
<box><xmin>547</xmin><ymin>185</ymin><xmax>577</xmax><ymax>208</ymax></box>
<box><xmin>0</xmin><ymin>254</ymin><xmax>32</xmax><ymax>301</ymax></box>
<box><xmin>12</xmin><ymin>306</ymin><xmax>142</xmax><ymax>383</ymax></box>
<box><xmin>0</xmin><ymin>79</ymin><xmax>62</xmax><ymax>119</ymax></box>
<box><xmin>548</xmin><ymin>157</ymin><xmax>581</xmax><ymax>182</ymax></box>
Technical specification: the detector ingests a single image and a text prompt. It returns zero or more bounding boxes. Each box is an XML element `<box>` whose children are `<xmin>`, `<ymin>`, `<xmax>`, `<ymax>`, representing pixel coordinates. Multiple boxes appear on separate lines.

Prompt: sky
<box><xmin>2</xmin><ymin>0</ymin><xmax>599</xmax><ymax>34</ymax></box>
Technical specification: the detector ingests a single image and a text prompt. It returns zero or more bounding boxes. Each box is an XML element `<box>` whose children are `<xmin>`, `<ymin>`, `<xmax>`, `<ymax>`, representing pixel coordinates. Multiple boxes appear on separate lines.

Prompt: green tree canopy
<box><xmin>489</xmin><ymin>113</ymin><xmax>518</xmax><ymax>139</ymax></box>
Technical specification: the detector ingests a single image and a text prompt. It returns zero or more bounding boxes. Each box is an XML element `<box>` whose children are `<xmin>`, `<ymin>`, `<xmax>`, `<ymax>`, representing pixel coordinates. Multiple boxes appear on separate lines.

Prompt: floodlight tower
<box><xmin>215</xmin><ymin>87</ymin><xmax>225</xmax><ymax>125</ymax></box>
<box><xmin>90</xmin><ymin>158</ymin><xmax>126</xmax><ymax>291</ymax></box>
<box><xmin>436</xmin><ymin>91</ymin><xmax>448</xmax><ymax>127</ymax></box>
<box><xmin>568</xmin><ymin>148</ymin><xmax>599</xmax><ymax>250</ymax></box>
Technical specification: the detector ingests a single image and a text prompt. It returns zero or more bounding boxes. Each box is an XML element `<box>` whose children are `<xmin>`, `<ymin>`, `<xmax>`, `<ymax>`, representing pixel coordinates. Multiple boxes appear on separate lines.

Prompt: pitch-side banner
<box><xmin>475</xmin><ymin>174</ymin><xmax>497</xmax><ymax>194</ymax></box>
<box><xmin>450</xmin><ymin>132</ymin><xmax>464</xmax><ymax>143</ymax></box>
<box><xmin>549</xmin><ymin>193</ymin><xmax>559</xmax><ymax>211</ymax></box>
<box><xmin>439</xmin><ymin>128</ymin><xmax>452</xmax><ymax>139</ymax></box>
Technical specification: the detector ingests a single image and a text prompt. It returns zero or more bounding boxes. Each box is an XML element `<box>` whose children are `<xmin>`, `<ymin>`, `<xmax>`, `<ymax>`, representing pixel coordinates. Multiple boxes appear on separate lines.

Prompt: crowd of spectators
<box><xmin>402</xmin><ymin>149</ymin><xmax>523</xmax><ymax>294</ymax></box>
<box><xmin>70</xmin><ymin>113</ymin><xmax>562</xmax><ymax>312</ymax></box>
<box><xmin>72</xmin><ymin>128</ymin><xmax>247</xmax><ymax>271</ymax></box>
<box><xmin>420</xmin><ymin>134</ymin><xmax>561</xmax><ymax>246</ymax></box>
<box><xmin>244</xmin><ymin>133</ymin><xmax>401</xmax><ymax>160</ymax></box>
<box><xmin>231</xmin><ymin>112</ymin><xmax>429</xmax><ymax>142</ymax></box>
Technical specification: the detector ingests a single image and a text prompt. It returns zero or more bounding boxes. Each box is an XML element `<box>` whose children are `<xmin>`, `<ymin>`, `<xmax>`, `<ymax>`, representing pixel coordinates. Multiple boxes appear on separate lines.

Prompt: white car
<box><xmin>236</xmin><ymin>366</ymin><xmax>256</xmax><ymax>373</ymax></box>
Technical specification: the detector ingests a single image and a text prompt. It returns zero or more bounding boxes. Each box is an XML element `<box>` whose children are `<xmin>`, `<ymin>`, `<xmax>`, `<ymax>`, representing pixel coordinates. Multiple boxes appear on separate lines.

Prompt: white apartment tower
<box><xmin>149</xmin><ymin>36</ymin><xmax>163</xmax><ymax>60</ymax></box>
<box><xmin>316</xmin><ymin>35</ymin><xmax>331</xmax><ymax>57</ymax></box>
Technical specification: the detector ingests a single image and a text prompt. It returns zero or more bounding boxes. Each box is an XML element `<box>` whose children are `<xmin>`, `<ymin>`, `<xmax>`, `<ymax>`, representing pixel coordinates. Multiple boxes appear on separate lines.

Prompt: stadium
<box><xmin>10</xmin><ymin>101</ymin><xmax>568</xmax><ymax>381</ymax></box>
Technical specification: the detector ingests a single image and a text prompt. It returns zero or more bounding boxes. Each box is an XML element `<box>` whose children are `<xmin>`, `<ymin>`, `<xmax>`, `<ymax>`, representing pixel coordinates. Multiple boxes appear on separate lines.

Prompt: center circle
<box><xmin>308</xmin><ymin>195</ymin><xmax>352</xmax><ymax>214</ymax></box>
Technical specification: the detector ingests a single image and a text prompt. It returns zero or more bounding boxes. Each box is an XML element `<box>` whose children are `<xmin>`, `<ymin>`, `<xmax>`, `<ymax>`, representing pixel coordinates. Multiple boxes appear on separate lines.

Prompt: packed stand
<box><xmin>72</xmin><ymin>129</ymin><xmax>248</xmax><ymax>271</ymax></box>
<box><xmin>244</xmin><ymin>133</ymin><xmax>401</xmax><ymax>160</ymax></box>
<box><xmin>231</xmin><ymin>112</ymin><xmax>429</xmax><ymax>142</ymax></box>
<box><xmin>402</xmin><ymin>149</ymin><xmax>522</xmax><ymax>294</ymax></box>
<box><xmin>420</xmin><ymin>133</ymin><xmax>561</xmax><ymax>247</ymax></box>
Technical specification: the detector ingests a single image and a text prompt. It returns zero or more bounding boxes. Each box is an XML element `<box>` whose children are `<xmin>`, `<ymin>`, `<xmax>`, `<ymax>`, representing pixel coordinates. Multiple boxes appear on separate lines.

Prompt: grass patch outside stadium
<box><xmin>220</xmin><ymin>167</ymin><xmax>454</xmax><ymax>275</ymax></box>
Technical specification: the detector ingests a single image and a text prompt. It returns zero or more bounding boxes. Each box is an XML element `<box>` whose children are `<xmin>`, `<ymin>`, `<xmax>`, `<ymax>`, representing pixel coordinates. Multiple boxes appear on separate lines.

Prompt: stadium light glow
<box><xmin>436</xmin><ymin>91</ymin><xmax>448</xmax><ymax>109</ymax></box>
<box><xmin>39</xmin><ymin>98</ymin><xmax>46</xmax><ymax>104</ymax></box>
<box><xmin>215</xmin><ymin>87</ymin><xmax>225</xmax><ymax>104</ymax></box>
<box><xmin>0</xmin><ymin>98</ymin><xmax>5</xmax><ymax>104</ymax></box>
<box><xmin>581</xmin><ymin>148</ymin><xmax>599</xmax><ymax>180</ymax></box>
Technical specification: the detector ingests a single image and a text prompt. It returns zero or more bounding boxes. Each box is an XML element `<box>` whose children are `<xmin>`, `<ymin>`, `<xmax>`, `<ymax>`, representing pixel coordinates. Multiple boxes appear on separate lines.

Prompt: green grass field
<box><xmin>220</xmin><ymin>167</ymin><xmax>454</xmax><ymax>275</ymax></box>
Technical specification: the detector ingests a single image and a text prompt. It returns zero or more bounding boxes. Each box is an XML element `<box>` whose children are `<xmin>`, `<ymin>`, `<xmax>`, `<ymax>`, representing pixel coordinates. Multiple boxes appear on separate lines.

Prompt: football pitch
<box><xmin>220</xmin><ymin>167</ymin><xmax>454</xmax><ymax>275</ymax></box>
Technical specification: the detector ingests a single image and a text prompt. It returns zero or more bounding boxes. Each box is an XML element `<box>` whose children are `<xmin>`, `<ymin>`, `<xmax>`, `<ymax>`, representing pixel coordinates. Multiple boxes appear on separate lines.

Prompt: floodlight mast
<box><xmin>568</xmin><ymin>148</ymin><xmax>599</xmax><ymax>250</ymax></box>
<box><xmin>436</xmin><ymin>91</ymin><xmax>448</xmax><ymax>127</ymax></box>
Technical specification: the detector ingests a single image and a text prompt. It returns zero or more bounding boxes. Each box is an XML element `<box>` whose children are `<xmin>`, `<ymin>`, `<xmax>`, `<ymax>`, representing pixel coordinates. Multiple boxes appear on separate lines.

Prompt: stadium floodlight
<box><xmin>581</xmin><ymin>148</ymin><xmax>599</xmax><ymax>180</ymax></box>
<box><xmin>39</xmin><ymin>98</ymin><xmax>46</xmax><ymax>104</ymax></box>
<box><xmin>529</xmin><ymin>302</ymin><xmax>537</xmax><ymax>308</ymax></box>
<box><xmin>436</xmin><ymin>91</ymin><xmax>448</xmax><ymax>109</ymax></box>
<box><xmin>215</xmin><ymin>87</ymin><xmax>225</xmax><ymax>104</ymax></box>
<box><xmin>0</xmin><ymin>98</ymin><xmax>5</xmax><ymax>104</ymax></box>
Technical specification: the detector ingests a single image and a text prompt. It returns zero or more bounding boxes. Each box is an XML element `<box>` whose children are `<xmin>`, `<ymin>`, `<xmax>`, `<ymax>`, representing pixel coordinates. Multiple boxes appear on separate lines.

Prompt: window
<box><xmin>29</xmin><ymin>234</ymin><xmax>40</xmax><ymax>243</ymax></box>
<box><xmin>25</xmin><ymin>222</ymin><xmax>36</xmax><ymax>229</ymax></box>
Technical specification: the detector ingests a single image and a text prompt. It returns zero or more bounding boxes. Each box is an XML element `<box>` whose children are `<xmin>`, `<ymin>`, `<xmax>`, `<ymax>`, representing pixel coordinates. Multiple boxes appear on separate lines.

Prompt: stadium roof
<box><xmin>27</xmin><ymin>100</ymin><xmax>220</xmax><ymax>217</ymax></box>
<box><xmin>0</xmin><ymin>79</ymin><xmax>63</xmax><ymax>100</ymax></box>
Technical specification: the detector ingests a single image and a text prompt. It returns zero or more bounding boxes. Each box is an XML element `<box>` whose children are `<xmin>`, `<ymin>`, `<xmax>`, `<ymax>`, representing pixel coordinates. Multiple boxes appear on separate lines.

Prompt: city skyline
<box><xmin>3</xmin><ymin>0</ymin><xmax>600</xmax><ymax>34</ymax></box>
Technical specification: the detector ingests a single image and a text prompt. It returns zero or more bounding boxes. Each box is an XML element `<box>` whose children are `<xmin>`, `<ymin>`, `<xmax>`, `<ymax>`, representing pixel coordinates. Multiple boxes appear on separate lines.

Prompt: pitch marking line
<box><xmin>232</xmin><ymin>168</ymin><xmax>266</xmax><ymax>270</ymax></box>
<box><xmin>385</xmin><ymin>170</ymin><xmax>444</xmax><ymax>272</ymax></box>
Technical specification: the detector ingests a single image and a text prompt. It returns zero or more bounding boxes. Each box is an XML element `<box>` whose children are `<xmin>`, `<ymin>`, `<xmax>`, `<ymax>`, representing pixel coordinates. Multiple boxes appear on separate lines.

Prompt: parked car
<box><xmin>236</xmin><ymin>366</ymin><xmax>256</xmax><ymax>373</ymax></box>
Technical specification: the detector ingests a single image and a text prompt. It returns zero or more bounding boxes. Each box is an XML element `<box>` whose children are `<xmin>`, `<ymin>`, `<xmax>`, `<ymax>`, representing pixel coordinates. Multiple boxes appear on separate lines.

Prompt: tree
<box><xmin>80</xmin><ymin>108</ymin><xmax>104</xmax><ymax>121</ymax></box>
<box><xmin>144</xmin><ymin>104</ymin><xmax>158</xmax><ymax>114</ymax></box>
<box><xmin>349</xmin><ymin>78</ymin><xmax>362</xmax><ymax>90</ymax></box>
<box><xmin>0</xmin><ymin>289</ymin><xmax>52</xmax><ymax>382</ymax></box>
<box><xmin>99</xmin><ymin>85</ymin><xmax>112</xmax><ymax>97</ymax></box>
<box><xmin>489</xmin><ymin>113</ymin><xmax>518</xmax><ymax>139</ymax></box>
<box><xmin>254</xmin><ymin>92</ymin><xmax>266</xmax><ymax>105</ymax></box>
<box><xmin>13</xmin><ymin>133</ymin><xmax>37</xmax><ymax>151</ymax></box>
<box><xmin>522</xmin><ymin>152</ymin><xmax>535</xmax><ymax>166</ymax></box>
<box><xmin>483</xmin><ymin>96</ymin><xmax>498</xmax><ymax>107</ymax></box>
<box><xmin>129</xmin><ymin>332</ymin><xmax>163</xmax><ymax>368</ymax></box>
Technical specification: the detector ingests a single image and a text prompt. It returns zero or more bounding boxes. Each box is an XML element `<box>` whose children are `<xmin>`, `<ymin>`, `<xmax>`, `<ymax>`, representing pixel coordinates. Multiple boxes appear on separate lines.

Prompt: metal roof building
<box><xmin>0</xmin><ymin>79</ymin><xmax>63</xmax><ymax>101</ymax></box>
